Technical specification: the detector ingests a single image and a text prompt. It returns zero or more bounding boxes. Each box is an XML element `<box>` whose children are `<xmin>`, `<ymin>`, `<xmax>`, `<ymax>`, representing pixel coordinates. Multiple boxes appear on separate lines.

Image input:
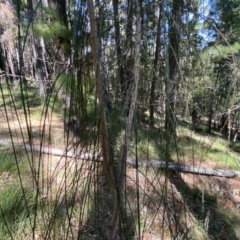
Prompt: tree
<box><xmin>165</xmin><ymin>0</ymin><xmax>184</xmax><ymax>133</ymax></box>
<box><xmin>27</xmin><ymin>0</ymin><xmax>49</xmax><ymax>97</ymax></box>
<box><xmin>0</xmin><ymin>2</ymin><xmax>17</xmax><ymax>81</ymax></box>
<box><xmin>149</xmin><ymin>2</ymin><xmax>162</xmax><ymax>127</ymax></box>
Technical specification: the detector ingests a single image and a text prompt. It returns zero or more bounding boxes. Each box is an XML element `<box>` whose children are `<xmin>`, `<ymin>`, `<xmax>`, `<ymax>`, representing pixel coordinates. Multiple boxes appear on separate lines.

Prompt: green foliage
<box><xmin>33</xmin><ymin>21</ymin><xmax>70</xmax><ymax>50</ymax></box>
<box><xmin>54</xmin><ymin>73</ymin><xmax>72</xmax><ymax>91</ymax></box>
<box><xmin>54</xmin><ymin>73</ymin><xmax>95</xmax><ymax>97</ymax></box>
<box><xmin>203</xmin><ymin>43</ymin><xmax>240</xmax><ymax>62</ymax></box>
<box><xmin>216</xmin><ymin>0</ymin><xmax>240</xmax><ymax>42</ymax></box>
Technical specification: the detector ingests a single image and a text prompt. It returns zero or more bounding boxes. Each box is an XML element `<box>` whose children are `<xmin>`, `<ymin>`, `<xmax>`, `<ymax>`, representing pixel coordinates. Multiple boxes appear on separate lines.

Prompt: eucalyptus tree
<box><xmin>0</xmin><ymin>2</ymin><xmax>18</xmax><ymax>81</ymax></box>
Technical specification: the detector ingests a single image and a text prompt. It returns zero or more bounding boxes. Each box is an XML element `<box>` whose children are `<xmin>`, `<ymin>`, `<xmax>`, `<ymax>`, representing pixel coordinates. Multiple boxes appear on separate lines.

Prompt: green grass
<box><xmin>127</xmin><ymin>122</ymin><xmax>240</xmax><ymax>170</ymax></box>
<box><xmin>0</xmin><ymin>184</ymin><xmax>34</xmax><ymax>239</ymax></box>
<box><xmin>0</xmin><ymin>149</ymin><xmax>36</xmax><ymax>239</ymax></box>
<box><xmin>0</xmin><ymin>151</ymin><xmax>26</xmax><ymax>174</ymax></box>
<box><xmin>0</xmin><ymin>81</ymin><xmax>42</xmax><ymax>109</ymax></box>
<box><xmin>217</xmin><ymin>209</ymin><xmax>240</xmax><ymax>238</ymax></box>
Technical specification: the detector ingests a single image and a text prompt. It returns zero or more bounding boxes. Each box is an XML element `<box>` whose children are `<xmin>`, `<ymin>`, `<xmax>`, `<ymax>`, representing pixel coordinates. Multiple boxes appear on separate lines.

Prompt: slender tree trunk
<box><xmin>149</xmin><ymin>7</ymin><xmax>162</xmax><ymax>127</ymax></box>
<box><xmin>208</xmin><ymin>92</ymin><xmax>213</xmax><ymax>133</ymax></box>
<box><xmin>0</xmin><ymin>44</ymin><xmax>9</xmax><ymax>77</ymax></box>
<box><xmin>0</xmin><ymin>43</ymin><xmax>5</xmax><ymax>71</ymax></box>
<box><xmin>108</xmin><ymin>0</ymin><xmax>142</xmax><ymax>238</ymax></box>
<box><xmin>5</xmin><ymin>48</ymin><xmax>16</xmax><ymax>82</ymax></box>
<box><xmin>165</xmin><ymin>0</ymin><xmax>183</xmax><ymax>132</ymax></box>
<box><xmin>122</xmin><ymin>0</ymin><xmax>134</xmax><ymax>115</ymax></box>
<box><xmin>208</xmin><ymin>77</ymin><xmax>218</xmax><ymax>133</ymax></box>
<box><xmin>40</xmin><ymin>37</ymin><xmax>48</xmax><ymax>81</ymax></box>
<box><xmin>112</xmin><ymin>0</ymin><xmax>124</xmax><ymax>97</ymax></box>
<box><xmin>32</xmin><ymin>37</ymin><xmax>48</xmax><ymax>97</ymax></box>
<box><xmin>87</xmin><ymin>0</ymin><xmax>116</xmax><ymax>221</ymax></box>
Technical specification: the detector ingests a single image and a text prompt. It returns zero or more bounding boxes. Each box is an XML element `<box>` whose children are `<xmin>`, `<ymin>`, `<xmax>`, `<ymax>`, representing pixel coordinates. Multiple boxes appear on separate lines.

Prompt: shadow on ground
<box><xmin>169</xmin><ymin>172</ymin><xmax>240</xmax><ymax>239</ymax></box>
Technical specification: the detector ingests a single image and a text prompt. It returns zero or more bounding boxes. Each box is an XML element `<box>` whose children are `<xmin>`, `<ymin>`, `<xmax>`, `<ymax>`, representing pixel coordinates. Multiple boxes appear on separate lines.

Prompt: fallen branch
<box><xmin>1</xmin><ymin>139</ymin><xmax>240</xmax><ymax>178</ymax></box>
<box><xmin>126</xmin><ymin>158</ymin><xmax>240</xmax><ymax>178</ymax></box>
<box><xmin>0</xmin><ymin>139</ymin><xmax>97</xmax><ymax>160</ymax></box>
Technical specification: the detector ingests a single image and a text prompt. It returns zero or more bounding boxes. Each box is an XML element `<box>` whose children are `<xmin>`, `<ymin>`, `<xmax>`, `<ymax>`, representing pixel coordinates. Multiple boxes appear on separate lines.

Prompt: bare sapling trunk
<box><xmin>86</xmin><ymin>0</ymin><xmax>117</xmax><ymax>236</ymax></box>
<box><xmin>149</xmin><ymin>8</ymin><xmax>162</xmax><ymax>127</ymax></box>
<box><xmin>112</xmin><ymin>0</ymin><xmax>124</xmax><ymax>96</ymax></box>
<box><xmin>108</xmin><ymin>0</ymin><xmax>142</xmax><ymax>238</ymax></box>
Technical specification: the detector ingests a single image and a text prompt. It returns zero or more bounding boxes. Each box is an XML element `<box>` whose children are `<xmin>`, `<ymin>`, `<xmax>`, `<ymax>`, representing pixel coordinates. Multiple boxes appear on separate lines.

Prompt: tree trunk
<box><xmin>86</xmin><ymin>0</ymin><xmax>116</xmax><ymax>224</ymax></box>
<box><xmin>108</xmin><ymin>0</ymin><xmax>142</xmax><ymax>238</ymax></box>
<box><xmin>87</xmin><ymin>0</ymin><xmax>111</xmax><ymax>167</ymax></box>
<box><xmin>7</xmin><ymin>48</ymin><xmax>17</xmax><ymax>82</ymax></box>
<box><xmin>208</xmin><ymin>95</ymin><xmax>213</xmax><ymax>133</ymax></box>
<box><xmin>165</xmin><ymin>0</ymin><xmax>183</xmax><ymax>133</ymax></box>
<box><xmin>27</xmin><ymin>0</ymin><xmax>48</xmax><ymax>98</ymax></box>
<box><xmin>112</xmin><ymin>0</ymin><xmax>124</xmax><ymax>100</ymax></box>
<box><xmin>121</xmin><ymin>0</ymin><xmax>134</xmax><ymax>115</ymax></box>
<box><xmin>149</xmin><ymin>7</ymin><xmax>162</xmax><ymax>127</ymax></box>
<box><xmin>0</xmin><ymin>43</ymin><xmax>5</xmax><ymax>72</ymax></box>
<box><xmin>32</xmin><ymin>36</ymin><xmax>48</xmax><ymax>97</ymax></box>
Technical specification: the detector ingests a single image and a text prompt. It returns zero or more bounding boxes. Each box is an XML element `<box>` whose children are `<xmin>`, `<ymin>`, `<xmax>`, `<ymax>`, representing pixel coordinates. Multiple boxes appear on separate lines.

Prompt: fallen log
<box><xmin>1</xmin><ymin>139</ymin><xmax>240</xmax><ymax>178</ymax></box>
<box><xmin>0</xmin><ymin>139</ymin><xmax>97</xmax><ymax>160</ymax></box>
<box><xmin>126</xmin><ymin>158</ymin><xmax>240</xmax><ymax>178</ymax></box>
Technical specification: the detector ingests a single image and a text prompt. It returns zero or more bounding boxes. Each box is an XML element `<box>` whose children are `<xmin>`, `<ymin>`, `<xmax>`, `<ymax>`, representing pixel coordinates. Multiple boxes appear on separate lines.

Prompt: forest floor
<box><xmin>1</xmin><ymin>106</ymin><xmax>240</xmax><ymax>239</ymax></box>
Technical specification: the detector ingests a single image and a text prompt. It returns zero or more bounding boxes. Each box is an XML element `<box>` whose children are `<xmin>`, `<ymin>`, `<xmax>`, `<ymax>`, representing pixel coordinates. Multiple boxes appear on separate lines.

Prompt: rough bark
<box><xmin>0</xmin><ymin>3</ymin><xmax>17</xmax><ymax>82</ymax></box>
<box><xmin>87</xmin><ymin>0</ymin><xmax>110</xmax><ymax>169</ymax></box>
<box><xmin>165</xmin><ymin>0</ymin><xmax>183</xmax><ymax>132</ymax></box>
<box><xmin>121</xmin><ymin>0</ymin><xmax>134</xmax><ymax>115</ymax></box>
<box><xmin>149</xmin><ymin>7</ymin><xmax>162</xmax><ymax>127</ymax></box>
<box><xmin>112</xmin><ymin>0</ymin><xmax>124</xmax><ymax>98</ymax></box>
<box><xmin>32</xmin><ymin>36</ymin><xmax>48</xmax><ymax>97</ymax></box>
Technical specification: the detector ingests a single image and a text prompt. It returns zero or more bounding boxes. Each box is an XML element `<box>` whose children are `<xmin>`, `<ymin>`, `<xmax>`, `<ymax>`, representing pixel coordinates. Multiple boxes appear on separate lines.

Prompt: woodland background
<box><xmin>0</xmin><ymin>0</ymin><xmax>240</xmax><ymax>239</ymax></box>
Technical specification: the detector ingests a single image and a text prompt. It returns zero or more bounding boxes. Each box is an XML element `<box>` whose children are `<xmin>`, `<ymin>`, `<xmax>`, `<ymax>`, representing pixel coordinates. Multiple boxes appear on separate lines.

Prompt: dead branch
<box><xmin>1</xmin><ymin>139</ymin><xmax>239</xmax><ymax>178</ymax></box>
<box><xmin>126</xmin><ymin>158</ymin><xmax>240</xmax><ymax>178</ymax></box>
<box><xmin>0</xmin><ymin>139</ymin><xmax>97</xmax><ymax>160</ymax></box>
